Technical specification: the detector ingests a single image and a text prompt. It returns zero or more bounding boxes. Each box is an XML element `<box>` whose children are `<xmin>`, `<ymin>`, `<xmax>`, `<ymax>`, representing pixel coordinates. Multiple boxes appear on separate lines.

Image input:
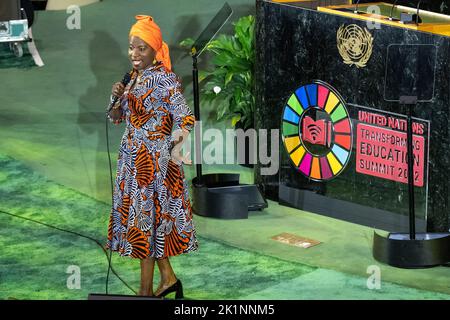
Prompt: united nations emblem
<box><xmin>337</xmin><ymin>24</ymin><xmax>373</xmax><ymax>68</ymax></box>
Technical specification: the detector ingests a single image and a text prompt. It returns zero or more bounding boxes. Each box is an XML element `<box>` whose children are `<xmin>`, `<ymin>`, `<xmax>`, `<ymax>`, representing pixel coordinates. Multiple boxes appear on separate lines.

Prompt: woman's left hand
<box><xmin>171</xmin><ymin>149</ymin><xmax>192</xmax><ymax>165</ymax></box>
<box><xmin>170</xmin><ymin>129</ymin><xmax>192</xmax><ymax>165</ymax></box>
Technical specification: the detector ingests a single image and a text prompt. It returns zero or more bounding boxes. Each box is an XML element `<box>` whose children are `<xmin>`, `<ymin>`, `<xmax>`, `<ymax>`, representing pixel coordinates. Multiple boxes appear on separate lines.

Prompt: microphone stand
<box><xmin>416</xmin><ymin>0</ymin><xmax>423</xmax><ymax>25</ymax></box>
<box><xmin>192</xmin><ymin>53</ymin><xmax>203</xmax><ymax>186</ymax></box>
<box><xmin>189</xmin><ymin>2</ymin><xmax>233</xmax><ymax>187</ymax></box>
<box><xmin>188</xmin><ymin>3</ymin><xmax>267</xmax><ymax>219</ymax></box>
<box><xmin>373</xmin><ymin>45</ymin><xmax>450</xmax><ymax>268</ymax></box>
<box><xmin>400</xmin><ymin>96</ymin><xmax>417</xmax><ymax>240</ymax></box>
<box><xmin>389</xmin><ymin>0</ymin><xmax>400</xmax><ymax>21</ymax></box>
<box><xmin>353</xmin><ymin>0</ymin><xmax>362</xmax><ymax>14</ymax></box>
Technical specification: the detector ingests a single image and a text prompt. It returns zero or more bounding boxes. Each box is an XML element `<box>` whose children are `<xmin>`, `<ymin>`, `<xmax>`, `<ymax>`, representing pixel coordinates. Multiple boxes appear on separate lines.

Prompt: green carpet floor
<box><xmin>0</xmin><ymin>0</ymin><xmax>449</xmax><ymax>300</ymax></box>
<box><xmin>0</xmin><ymin>153</ymin><xmax>315</xmax><ymax>300</ymax></box>
<box><xmin>1</xmin><ymin>153</ymin><xmax>449</xmax><ymax>300</ymax></box>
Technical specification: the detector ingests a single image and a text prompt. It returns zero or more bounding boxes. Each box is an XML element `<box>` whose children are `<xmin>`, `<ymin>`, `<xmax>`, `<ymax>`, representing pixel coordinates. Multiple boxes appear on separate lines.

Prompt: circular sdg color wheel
<box><xmin>281</xmin><ymin>81</ymin><xmax>353</xmax><ymax>181</ymax></box>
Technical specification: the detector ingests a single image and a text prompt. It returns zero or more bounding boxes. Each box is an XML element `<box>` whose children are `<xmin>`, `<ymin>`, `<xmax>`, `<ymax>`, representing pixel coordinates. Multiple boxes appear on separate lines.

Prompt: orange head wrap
<box><xmin>129</xmin><ymin>15</ymin><xmax>172</xmax><ymax>71</ymax></box>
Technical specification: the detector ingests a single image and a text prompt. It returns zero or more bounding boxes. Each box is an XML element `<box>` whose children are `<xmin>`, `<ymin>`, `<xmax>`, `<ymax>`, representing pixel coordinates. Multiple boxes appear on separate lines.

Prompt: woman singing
<box><xmin>106</xmin><ymin>15</ymin><xmax>198</xmax><ymax>299</ymax></box>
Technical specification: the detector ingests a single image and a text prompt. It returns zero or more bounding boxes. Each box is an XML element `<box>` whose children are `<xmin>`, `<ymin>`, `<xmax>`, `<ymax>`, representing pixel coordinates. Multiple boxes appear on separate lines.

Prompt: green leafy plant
<box><xmin>181</xmin><ymin>15</ymin><xmax>255</xmax><ymax>130</ymax></box>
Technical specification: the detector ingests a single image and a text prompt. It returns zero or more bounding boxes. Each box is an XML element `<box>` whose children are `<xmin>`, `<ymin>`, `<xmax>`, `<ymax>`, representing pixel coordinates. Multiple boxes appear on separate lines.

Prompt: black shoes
<box><xmin>155</xmin><ymin>279</ymin><xmax>183</xmax><ymax>299</ymax></box>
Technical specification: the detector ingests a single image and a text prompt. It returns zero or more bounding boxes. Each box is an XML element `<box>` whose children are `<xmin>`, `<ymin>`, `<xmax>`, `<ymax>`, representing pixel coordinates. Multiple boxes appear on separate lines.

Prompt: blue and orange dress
<box><xmin>106</xmin><ymin>63</ymin><xmax>198</xmax><ymax>259</ymax></box>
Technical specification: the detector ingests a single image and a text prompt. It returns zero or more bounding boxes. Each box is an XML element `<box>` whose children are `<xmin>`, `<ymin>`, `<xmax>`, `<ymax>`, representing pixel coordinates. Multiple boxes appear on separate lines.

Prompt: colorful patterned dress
<box><xmin>106</xmin><ymin>64</ymin><xmax>198</xmax><ymax>259</ymax></box>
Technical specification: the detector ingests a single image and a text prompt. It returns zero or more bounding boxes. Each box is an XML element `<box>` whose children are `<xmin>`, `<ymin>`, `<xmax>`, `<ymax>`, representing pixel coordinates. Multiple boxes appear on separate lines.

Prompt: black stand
<box><xmin>373</xmin><ymin>96</ymin><xmax>450</xmax><ymax>268</ymax></box>
<box><xmin>192</xmin><ymin>54</ymin><xmax>203</xmax><ymax>186</ymax></box>
<box><xmin>189</xmin><ymin>3</ymin><xmax>267</xmax><ymax>219</ymax></box>
<box><xmin>88</xmin><ymin>294</ymin><xmax>160</xmax><ymax>300</ymax></box>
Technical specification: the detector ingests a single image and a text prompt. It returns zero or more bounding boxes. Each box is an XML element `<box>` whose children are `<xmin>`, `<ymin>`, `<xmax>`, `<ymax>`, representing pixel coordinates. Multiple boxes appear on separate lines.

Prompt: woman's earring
<box><xmin>153</xmin><ymin>59</ymin><xmax>157</xmax><ymax>65</ymax></box>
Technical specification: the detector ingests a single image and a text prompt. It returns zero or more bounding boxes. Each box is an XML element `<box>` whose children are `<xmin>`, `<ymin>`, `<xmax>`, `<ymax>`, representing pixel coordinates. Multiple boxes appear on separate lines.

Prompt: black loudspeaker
<box><xmin>0</xmin><ymin>0</ymin><xmax>21</xmax><ymax>21</ymax></box>
<box><xmin>31</xmin><ymin>0</ymin><xmax>47</xmax><ymax>11</ymax></box>
<box><xmin>21</xmin><ymin>0</ymin><xmax>34</xmax><ymax>27</ymax></box>
<box><xmin>88</xmin><ymin>293</ymin><xmax>161</xmax><ymax>300</ymax></box>
<box><xmin>192</xmin><ymin>174</ymin><xmax>268</xmax><ymax>219</ymax></box>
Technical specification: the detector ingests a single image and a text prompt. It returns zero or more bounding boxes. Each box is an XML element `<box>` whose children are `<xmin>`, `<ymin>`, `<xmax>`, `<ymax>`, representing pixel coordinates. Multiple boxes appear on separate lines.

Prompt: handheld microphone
<box><xmin>107</xmin><ymin>72</ymin><xmax>131</xmax><ymax>113</ymax></box>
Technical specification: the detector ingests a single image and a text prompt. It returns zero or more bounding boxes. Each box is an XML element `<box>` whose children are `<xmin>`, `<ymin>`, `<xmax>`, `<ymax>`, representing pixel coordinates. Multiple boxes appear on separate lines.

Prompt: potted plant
<box><xmin>180</xmin><ymin>15</ymin><xmax>255</xmax><ymax>166</ymax></box>
<box><xmin>180</xmin><ymin>15</ymin><xmax>255</xmax><ymax>131</ymax></box>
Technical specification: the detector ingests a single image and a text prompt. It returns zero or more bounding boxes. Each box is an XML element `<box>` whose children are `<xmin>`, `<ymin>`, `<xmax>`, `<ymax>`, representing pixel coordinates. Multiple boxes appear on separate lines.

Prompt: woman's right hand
<box><xmin>112</xmin><ymin>82</ymin><xmax>125</xmax><ymax>98</ymax></box>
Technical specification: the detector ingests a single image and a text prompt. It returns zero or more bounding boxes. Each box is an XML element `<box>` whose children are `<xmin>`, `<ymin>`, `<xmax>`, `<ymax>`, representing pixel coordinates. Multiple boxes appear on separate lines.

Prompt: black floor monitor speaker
<box><xmin>88</xmin><ymin>293</ymin><xmax>161</xmax><ymax>300</ymax></box>
<box><xmin>31</xmin><ymin>0</ymin><xmax>47</xmax><ymax>11</ymax></box>
<box><xmin>192</xmin><ymin>173</ymin><xmax>268</xmax><ymax>219</ymax></box>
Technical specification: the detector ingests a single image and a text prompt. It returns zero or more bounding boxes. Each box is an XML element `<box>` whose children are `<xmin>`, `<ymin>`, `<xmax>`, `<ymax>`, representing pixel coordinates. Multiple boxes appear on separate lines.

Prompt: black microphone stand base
<box><xmin>192</xmin><ymin>173</ymin><xmax>268</xmax><ymax>220</ymax></box>
<box><xmin>88</xmin><ymin>293</ymin><xmax>161</xmax><ymax>300</ymax></box>
<box><xmin>373</xmin><ymin>232</ymin><xmax>450</xmax><ymax>268</ymax></box>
